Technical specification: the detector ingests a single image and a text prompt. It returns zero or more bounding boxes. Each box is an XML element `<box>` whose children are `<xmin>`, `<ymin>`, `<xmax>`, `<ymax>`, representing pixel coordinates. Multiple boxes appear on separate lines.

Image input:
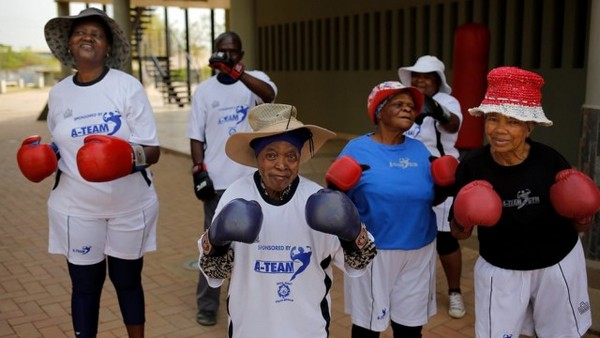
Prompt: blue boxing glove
<box><xmin>305</xmin><ymin>189</ymin><xmax>368</xmax><ymax>252</ymax></box>
<box><xmin>204</xmin><ymin>198</ymin><xmax>263</xmax><ymax>256</ymax></box>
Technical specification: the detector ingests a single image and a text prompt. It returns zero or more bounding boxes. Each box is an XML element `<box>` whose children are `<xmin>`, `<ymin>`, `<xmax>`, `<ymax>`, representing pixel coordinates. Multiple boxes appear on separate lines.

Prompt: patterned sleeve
<box><xmin>198</xmin><ymin>233</ymin><xmax>234</xmax><ymax>279</ymax></box>
<box><xmin>342</xmin><ymin>226</ymin><xmax>377</xmax><ymax>270</ymax></box>
<box><xmin>199</xmin><ymin>249</ymin><xmax>234</xmax><ymax>280</ymax></box>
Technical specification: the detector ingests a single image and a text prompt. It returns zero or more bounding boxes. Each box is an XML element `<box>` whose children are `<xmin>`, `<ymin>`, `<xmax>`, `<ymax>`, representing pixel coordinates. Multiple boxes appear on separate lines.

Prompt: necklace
<box><xmin>260</xmin><ymin>179</ymin><xmax>292</xmax><ymax>201</ymax></box>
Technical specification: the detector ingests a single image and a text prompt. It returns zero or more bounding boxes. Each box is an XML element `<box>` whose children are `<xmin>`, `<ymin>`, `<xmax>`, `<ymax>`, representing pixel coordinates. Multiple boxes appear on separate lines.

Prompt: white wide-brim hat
<box><xmin>468</xmin><ymin>66</ymin><xmax>553</xmax><ymax>126</ymax></box>
<box><xmin>226</xmin><ymin>104</ymin><xmax>336</xmax><ymax>167</ymax></box>
<box><xmin>44</xmin><ymin>7</ymin><xmax>131</xmax><ymax>70</ymax></box>
<box><xmin>398</xmin><ymin>55</ymin><xmax>452</xmax><ymax>94</ymax></box>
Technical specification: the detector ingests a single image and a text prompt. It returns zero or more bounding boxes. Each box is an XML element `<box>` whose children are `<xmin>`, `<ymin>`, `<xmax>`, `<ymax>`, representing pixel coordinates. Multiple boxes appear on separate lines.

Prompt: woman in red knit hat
<box><xmin>450</xmin><ymin>66</ymin><xmax>599</xmax><ymax>337</ymax></box>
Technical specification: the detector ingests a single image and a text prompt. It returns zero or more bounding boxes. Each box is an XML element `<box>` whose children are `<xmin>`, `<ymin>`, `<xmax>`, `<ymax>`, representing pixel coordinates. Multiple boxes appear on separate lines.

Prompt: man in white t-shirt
<box><xmin>186</xmin><ymin>31</ymin><xmax>278</xmax><ymax>326</ymax></box>
<box><xmin>399</xmin><ymin>55</ymin><xmax>466</xmax><ymax>319</ymax></box>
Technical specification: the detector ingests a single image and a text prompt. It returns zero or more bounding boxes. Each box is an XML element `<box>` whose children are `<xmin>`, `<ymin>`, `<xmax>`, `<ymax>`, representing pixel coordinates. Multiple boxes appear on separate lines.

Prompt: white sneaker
<box><xmin>448</xmin><ymin>292</ymin><xmax>466</xmax><ymax>318</ymax></box>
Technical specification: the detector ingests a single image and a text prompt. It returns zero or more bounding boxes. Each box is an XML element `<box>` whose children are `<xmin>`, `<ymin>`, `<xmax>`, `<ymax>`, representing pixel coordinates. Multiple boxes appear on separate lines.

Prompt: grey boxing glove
<box><xmin>205</xmin><ymin>198</ymin><xmax>263</xmax><ymax>256</ymax></box>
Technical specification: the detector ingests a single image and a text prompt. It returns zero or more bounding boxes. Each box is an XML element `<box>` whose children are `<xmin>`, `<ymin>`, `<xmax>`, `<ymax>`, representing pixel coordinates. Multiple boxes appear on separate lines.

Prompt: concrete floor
<box><xmin>1</xmin><ymin>87</ymin><xmax>598</xmax><ymax>337</ymax></box>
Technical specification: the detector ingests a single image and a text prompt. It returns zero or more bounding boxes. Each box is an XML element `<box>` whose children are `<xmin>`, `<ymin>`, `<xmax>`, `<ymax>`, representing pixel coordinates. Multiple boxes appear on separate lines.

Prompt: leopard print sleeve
<box><xmin>199</xmin><ymin>248</ymin><xmax>234</xmax><ymax>280</ymax></box>
<box><xmin>343</xmin><ymin>236</ymin><xmax>377</xmax><ymax>270</ymax></box>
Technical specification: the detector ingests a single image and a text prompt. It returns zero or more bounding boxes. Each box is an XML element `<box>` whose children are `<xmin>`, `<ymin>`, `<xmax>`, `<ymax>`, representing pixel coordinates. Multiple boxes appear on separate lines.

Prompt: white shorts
<box><xmin>474</xmin><ymin>239</ymin><xmax>592</xmax><ymax>338</ymax></box>
<box><xmin>344</xmin><ymin>241</ymin><xmax>437</xmax><ymax>331</ymax></box>
<box><xmin>48</xmin><ymin>200</ymin><xmax>158</xmax><ymax>265</ymax></box>
<box><xmin>433</xmin><ymin>196</ymin><xmax>453</xmax><ymax>232</ymax></box>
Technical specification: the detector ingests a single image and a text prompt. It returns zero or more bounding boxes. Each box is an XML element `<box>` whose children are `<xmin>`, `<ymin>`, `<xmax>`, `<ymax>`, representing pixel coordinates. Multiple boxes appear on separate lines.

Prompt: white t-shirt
<box><xmin>47</xmin><ymin>68</ymin><xmax>159</xmax><ymax>218</ymax></box>
<box><xmin>201</xmin><ymin>174</ymin><xmax>363</xmax><ymax>338</ymax></box>
<box><xmin>186</xmin><ymin>71</ymin><xmax>278</xmax><ymax>189</ymax></box>
<box><xmin>405</xmin><ymin>92</ymin><xmax>462</xmax><ymax>230</ymax></box>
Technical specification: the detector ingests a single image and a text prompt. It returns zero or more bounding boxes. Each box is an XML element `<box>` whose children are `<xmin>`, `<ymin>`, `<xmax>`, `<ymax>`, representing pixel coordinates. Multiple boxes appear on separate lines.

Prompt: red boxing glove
<box><xmin>453</xmin><ymin>180</ymin><xmax>502</xmax><ymax>229</ymax></box>
<box><xmin>550</xmin><ymin>169</ymin><xmax>600</xmax><ymax>223</ymax></box>
<box><xmin>17</xmin><ymin>135</ymin><xmax>59</xmax><ymax>183</ymax></box>
<box><xmin>77</xmin><ymin>135</ymin><xmax>146</xmax><ymax>182</ymax></box>
<box><xmin>214</xmin><ymin>62</ymin><xmax>244</xmax><ymax>79</ymax></box>
<box><xmin>431</xmin><ymin>155</ymin><xmax>458</xmax><ymax>186</ymax></box>
<box><xmin>325</xmin><ymin>155</ymin><xmax>369</xmax><ymax>191</ymax></box>
<box><xmin>208</xmin><ymin>51</ymin><xmax>245</xmax><ymax>80</ymax></box>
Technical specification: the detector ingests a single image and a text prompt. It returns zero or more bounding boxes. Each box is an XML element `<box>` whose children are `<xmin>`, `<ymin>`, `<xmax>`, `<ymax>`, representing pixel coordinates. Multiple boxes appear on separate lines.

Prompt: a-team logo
<box><xmin>503</xmin><ymin>189</ymin><xmax>540</xmax><ymax>209</ymax></box>
<box><xmin>254</xmin><ymin>260</ymin><xmax>294</xmax><ymax>273</ymax></box>
<box><xmin>255</xmin><ymin>245</ymin><xmax>312</xmax><ymax>304</ymax></box>
<box><xmin>217</xmin><ymin>105</ymin><xmax>249</xmax><ymax>135</ymax></box>
<box><xmin>376</xmin><ymin>308</ymin><xmax>387</xmax><ymax>320</ymax></box>
<box><xmin>289</xmin><ymin>246</ymin><xmax>311</xmax><ymax>281</ymax></box>
<box><xmin>71</xmin><ymin>111</ymin><xmax>123</xmax><ymax>138</ymax></box>
<box><xmin>72</xmin><ymin>245</ymin><xmax>92</xmax><ymax>255</ymax></box>
<box><xmin>254</xmin><ymin>245</ymin><xmax>312</xmax><ymax>280</ymax></box>
<box><xmin>389</xmin><ymin>157</ymin><xmax>418</xmax><ymax>169</ymax></box>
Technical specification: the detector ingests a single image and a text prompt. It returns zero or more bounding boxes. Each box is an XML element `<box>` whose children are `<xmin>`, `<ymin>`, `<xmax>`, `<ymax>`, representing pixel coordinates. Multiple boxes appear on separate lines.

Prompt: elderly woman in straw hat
<box><xmin>197</xmin><ymin>103</ymin><xmax>376</xmax><ymax>338</ymax></box>
<box><xmin>449</xmin><ymin>66</ymin><xmax>600</xmax><ymax>337</ymax></box>
<box><xmin>19</xmin><ymin>7</ymin><xmax>160</xmax><ymax>338</ymax></box>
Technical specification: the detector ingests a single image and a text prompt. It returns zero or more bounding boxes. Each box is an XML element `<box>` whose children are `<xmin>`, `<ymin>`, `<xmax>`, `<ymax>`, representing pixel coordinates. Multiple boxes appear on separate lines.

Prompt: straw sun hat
<box><xmin>468</xmin><ymin>66</ymin><xmax>553</xmax><ymax>126</ymax></box>
<box><xmin>44</xmin><ymin>7</ymin><xmax>131</xmax><ymax>70</ymax></box>
<box><xmin>225</xmin><ymin>104</ymin><xmax>336</xmax><ymax>168</ymax></box>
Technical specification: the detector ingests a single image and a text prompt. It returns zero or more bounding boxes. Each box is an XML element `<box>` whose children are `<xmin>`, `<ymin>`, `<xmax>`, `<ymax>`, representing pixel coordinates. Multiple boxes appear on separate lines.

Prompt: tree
<box><xmin>0</xmin><ymin>44</ymin><xmax>59</xmax><ymax>71</ymax></box>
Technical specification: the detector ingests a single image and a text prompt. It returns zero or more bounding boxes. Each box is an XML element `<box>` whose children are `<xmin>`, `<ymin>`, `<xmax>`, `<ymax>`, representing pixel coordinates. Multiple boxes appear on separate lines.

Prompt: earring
<box><xmin>106</xmin><ymin>53</ymin><xmax>110</xmax><ymax>58</ymax></box>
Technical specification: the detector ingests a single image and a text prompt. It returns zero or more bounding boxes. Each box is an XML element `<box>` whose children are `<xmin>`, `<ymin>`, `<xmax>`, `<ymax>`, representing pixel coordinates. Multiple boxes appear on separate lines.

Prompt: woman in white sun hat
<box><xmin>450</xmin><ymin>66</ymin><xmax>600</xmax><ymax>337</ymax></box>
<box><xmin>398</xmin><ymin>55</ymin><xmax>467</xmax><ymax>319</ymax></box>
<box><xmin>197</xmin><ymin>103</ymin><xmax>377</xmax><ymax>338</ymax></box>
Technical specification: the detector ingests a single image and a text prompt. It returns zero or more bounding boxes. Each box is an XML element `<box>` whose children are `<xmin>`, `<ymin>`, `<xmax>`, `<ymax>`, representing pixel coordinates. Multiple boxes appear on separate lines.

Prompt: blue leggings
<box><xmin>68</xmin><ymin>257</ymin><xmax>145</xmax><ymax>337</ymax></box>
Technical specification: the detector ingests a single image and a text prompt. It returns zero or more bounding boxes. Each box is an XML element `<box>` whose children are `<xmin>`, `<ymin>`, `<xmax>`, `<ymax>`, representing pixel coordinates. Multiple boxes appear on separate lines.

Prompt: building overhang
<box><xmin>54</xmin><ymin>0</ymin><xmax>230</xmax><ymax>9</ymax></box>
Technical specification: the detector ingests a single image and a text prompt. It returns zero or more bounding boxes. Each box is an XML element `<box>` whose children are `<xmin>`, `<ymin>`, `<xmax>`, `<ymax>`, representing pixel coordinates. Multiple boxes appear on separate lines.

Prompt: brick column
<box><xmin>579</xmin><ymin>0</ymin><xmax>600</xmax><ymax>258</ymax></box>
<box><xmin>580</xmin><ymin>108</ymin><xmax>600</xmax><ymax>258</ymax></box>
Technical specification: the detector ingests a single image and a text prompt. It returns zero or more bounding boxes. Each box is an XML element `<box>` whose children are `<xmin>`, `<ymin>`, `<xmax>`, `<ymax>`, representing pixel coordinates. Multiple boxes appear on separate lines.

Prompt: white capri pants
<box><xmin>48</xmin><ymin>200</ymin><xmax>158</xmax><ymax>265</ymax></box>
<box><xmin>344</xmin><ymin>241</ymin><xmax>437</xmax><ymax>332</ymax></box>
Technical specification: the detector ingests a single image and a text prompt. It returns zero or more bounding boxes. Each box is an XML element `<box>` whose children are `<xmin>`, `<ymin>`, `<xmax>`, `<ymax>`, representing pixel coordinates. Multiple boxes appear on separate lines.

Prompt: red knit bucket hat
<box><xmin>468</xmin><ymin>66</ymin><xmax>552</xmax><ymax>126</ymax></box>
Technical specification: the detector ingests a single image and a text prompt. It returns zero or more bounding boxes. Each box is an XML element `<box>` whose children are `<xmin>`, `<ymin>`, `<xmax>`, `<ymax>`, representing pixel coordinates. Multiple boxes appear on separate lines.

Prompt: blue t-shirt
<box><xmin>339</xmin><ymin>134</ymin><xmax>437</xmax><ymax>250</ymax></box>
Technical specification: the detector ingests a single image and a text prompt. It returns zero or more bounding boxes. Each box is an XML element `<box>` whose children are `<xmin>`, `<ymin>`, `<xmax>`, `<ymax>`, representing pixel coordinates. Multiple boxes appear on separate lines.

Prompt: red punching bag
<box><xmin>452</xmin><ymin>23</ymin><xmax>490</xmax><ymax>149</ymax></box>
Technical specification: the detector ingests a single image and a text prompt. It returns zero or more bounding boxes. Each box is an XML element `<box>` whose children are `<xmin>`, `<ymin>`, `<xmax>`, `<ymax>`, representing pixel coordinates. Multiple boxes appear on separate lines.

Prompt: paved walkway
<box><xmin>0</xmin><ymin>87</ymin><xmax>595</xmax><ymax>337</ymax></box>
